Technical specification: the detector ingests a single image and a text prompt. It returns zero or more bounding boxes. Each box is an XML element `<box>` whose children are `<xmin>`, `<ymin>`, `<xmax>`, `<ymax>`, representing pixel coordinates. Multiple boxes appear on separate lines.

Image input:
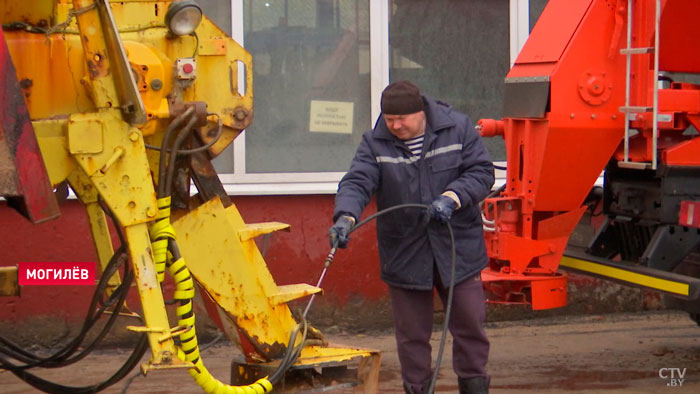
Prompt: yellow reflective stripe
<box><xmin>375</xmin><ymin>155</ymin><xmax>419</xmax><ymax>164</ymax></box>
<box><xmin>424</xmin><ymin>143</ymin><xmax>462</xmax><ymax>158</ymax></box>
<box><xmin>560</xmin><ymin>256</ymin><xmax>689</xmax><ymax>296</ymax></box>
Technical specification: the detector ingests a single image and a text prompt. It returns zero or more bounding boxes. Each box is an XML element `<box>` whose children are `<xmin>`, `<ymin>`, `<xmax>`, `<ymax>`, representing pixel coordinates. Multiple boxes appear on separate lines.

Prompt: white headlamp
<box><xmin>165</xmin><ymin>0</ymin><xmax>203</xmax><ymax>36</ymax></box>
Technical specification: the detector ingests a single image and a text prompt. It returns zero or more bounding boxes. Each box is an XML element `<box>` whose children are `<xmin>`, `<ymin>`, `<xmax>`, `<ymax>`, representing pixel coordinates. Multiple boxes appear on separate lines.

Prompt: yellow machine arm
<box><xmin>0</xmin><ymin>1</ymin><xmax>379</xmax><ymax>392</ymax></box>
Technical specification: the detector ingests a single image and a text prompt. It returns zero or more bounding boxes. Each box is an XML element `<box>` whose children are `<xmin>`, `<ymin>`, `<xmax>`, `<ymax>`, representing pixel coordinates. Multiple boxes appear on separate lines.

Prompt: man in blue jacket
<box><xmin>329</xmin><ymin>80</ymin><xmax>494</xmax><ymax>394</ymax></box>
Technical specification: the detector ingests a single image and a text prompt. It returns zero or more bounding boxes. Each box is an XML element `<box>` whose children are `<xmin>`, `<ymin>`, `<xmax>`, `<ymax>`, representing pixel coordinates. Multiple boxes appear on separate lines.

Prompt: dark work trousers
<box><xmin>389</xmin><ymin>270</ymin><xmax>489</xmax><ymax>392</ymax></box>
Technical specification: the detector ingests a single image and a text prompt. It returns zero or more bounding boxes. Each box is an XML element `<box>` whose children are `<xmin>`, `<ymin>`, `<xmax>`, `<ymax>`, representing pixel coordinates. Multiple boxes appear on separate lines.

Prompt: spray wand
<box><xmin>302</xmin><ymin>245</ymin><xmax>338</xmax><ymax>319</ymax></box>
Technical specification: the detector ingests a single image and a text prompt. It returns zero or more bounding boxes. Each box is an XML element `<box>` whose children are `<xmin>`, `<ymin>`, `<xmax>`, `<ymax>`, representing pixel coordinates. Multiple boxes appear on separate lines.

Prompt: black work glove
<box><xmin>427</xmin><ymin>195</ymin><xmax>458</xmax><ymax>223</ymax></box>
<box><xmin>329</xmin><ymin>215</ymin><xmax>354</xmax><ymax>248</ymax></box>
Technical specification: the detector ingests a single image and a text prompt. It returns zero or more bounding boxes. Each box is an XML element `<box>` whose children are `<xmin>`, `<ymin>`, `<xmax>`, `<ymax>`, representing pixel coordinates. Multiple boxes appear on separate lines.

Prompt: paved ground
<box><xmin>1</xmin><ymin>310</ymin><xmax>699</xmax><ymax>393</ymax></box>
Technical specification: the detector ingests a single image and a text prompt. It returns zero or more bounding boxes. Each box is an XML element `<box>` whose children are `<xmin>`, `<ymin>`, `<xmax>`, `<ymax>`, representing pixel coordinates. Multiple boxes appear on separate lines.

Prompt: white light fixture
<box><xmin>165</xmin><ymin>0</ymin><xmax>203</xmax><ymax>36</ymax></box>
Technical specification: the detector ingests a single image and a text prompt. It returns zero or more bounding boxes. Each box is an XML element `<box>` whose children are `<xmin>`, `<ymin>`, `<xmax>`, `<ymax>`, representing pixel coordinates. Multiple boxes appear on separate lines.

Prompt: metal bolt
<box><xmin>129</xmin><ymin>131</ymin><xmax>139</xmax><ymax>142</ymax></box>
<box><xmin>150</xmin><ymin>78</ymin><xmax>163</xmax><ymax>91</ymax></box>
<box><xmin>570</xmin><ymin>113</ymin><xmax>575</xmax><ymax>119</ymax></box>
<box><xmin>161</xmin><ymin>351</ymin><xmax>172</xmax><ymax>363</ymax></box>
<box><xmin>234</xmin><ymin>110</ymin><xmax>247</xmax><ymax>121</ymax></box>
<box><xmin>147</xmin><ymin>207</ymin><xmax>156</xmax><ymax>217</ymax></box>
<box><xmin>100</xmin><ymin>146</ymin><xmax>126</xmax><ymax>174</ymax></box>
<box><xmin>591</xmin><ymin>114</ymin><xmax>596</xmax><ymax>119</ymax></box>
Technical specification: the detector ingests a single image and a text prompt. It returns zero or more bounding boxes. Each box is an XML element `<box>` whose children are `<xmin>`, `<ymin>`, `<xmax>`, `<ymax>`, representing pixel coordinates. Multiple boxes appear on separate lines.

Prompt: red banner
<box><xmin>18</xmin><ymin>262</ymin><xmax>95</xmax><ymax>285</ymax></box>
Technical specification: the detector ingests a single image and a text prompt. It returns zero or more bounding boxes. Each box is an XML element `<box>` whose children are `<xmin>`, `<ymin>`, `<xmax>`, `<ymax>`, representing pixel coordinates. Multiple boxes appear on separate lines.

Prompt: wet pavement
<box><xmin>1</xmin><ymin>310</ymin><xmax>699</xmax><ymax>393</ymax></box>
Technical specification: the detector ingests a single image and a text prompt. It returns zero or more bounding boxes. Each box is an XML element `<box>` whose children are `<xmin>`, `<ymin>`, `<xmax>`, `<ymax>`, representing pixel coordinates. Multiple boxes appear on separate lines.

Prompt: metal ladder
<box><xmin>619</xmin><ymin>0</ymin><xmax>661</xmax><ymax>170</ymax></box>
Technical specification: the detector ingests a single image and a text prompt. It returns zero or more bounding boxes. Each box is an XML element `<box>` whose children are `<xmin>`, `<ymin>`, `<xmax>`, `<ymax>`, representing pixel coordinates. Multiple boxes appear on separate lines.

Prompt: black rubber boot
<box><xmin>458</xmin><ymin>376</ymin><xmax>490</xmax><ymax>394</ymax></box>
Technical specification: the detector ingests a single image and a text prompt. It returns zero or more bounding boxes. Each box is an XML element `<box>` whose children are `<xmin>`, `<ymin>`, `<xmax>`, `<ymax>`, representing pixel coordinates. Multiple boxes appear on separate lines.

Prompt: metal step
<box><xmin>620</xmin><ymin>47</ymin><xmax>655</xmax><ymax>55</ymax></box>
<box><xmin>620</xmin><ymin>105</ymin><xmax>653</xmax><ymax>113</ymax></box>
<box><xmin>617</xmin><ymin>161</ymin><xmax>652</xmax><ymax>170</ymax></box>
<box><xmin>561</xmin><ymin>248</ymin><xmax>700</xmax><ymax>301</ymax></box>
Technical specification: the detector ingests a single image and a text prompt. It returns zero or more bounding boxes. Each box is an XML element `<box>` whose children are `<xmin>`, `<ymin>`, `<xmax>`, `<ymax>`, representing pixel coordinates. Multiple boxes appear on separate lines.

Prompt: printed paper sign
<box><xmin>309</xmin><ymin>100</ymin><xmax>354</xmax><ymax>134</ymax></box>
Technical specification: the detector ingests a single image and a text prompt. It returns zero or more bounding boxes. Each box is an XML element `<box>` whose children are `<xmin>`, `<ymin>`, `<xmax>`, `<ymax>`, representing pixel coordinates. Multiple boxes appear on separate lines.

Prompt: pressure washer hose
<box><xmin>150</xmin><ymin>198</ymin><xmax>455</xmax><ymax>394</ymax></box>
<box><xmin>344</xmin><ymin>203</ymin><xmax>457</xmax><ymax>394</ymax></box>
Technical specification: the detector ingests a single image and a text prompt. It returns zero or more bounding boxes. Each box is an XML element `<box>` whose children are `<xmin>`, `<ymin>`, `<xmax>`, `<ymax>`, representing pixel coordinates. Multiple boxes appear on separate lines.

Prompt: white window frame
<box><xmin>223</xmin><ymin>0</ymin><xmax>527</xmax><ymax>196</ymax></box>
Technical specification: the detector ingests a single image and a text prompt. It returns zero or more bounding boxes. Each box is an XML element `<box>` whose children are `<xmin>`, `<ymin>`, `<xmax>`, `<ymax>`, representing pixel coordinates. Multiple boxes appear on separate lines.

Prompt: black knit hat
<box><xmin>381</xmin><ymin>80</ymin><xmax>424</xmax><ymax>115</ymax></box>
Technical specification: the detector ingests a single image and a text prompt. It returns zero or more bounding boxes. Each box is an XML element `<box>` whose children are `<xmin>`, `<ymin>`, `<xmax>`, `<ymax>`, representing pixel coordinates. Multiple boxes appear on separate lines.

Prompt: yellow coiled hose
<box><xmin>149</xmin><ymin>197</ymin><xmax>273</xmax><ymax>394</ymax></box>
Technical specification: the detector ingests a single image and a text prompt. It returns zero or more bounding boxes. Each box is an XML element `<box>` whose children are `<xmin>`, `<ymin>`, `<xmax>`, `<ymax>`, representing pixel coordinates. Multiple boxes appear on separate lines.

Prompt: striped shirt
<box><xmin>404</xmin><ymin>135</ymin><xmax>424</xmax><ymax>157</ymax></box>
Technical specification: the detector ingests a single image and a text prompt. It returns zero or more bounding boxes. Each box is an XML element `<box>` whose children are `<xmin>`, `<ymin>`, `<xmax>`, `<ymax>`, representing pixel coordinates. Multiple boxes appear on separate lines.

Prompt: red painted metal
<box><xmin>480</xmin><ymin>0</ymin><xmax>626</xmax><ymax>309</ymax></box>
<box><xmin>679</xmin><ymin>201</ymin><xmax>700</xmax><ymax>229</ymax></box>
<box><xmin>481</xmin><ymin>270</ymin><xmax>567</xmax><ymax>311</ymax></box>
<box><xmin>515</xmin><ymin>0</ymin><xmax>594</xmax><ymax>65</ymax></box>
<box><xmin>479</xmin><ymin>0</ymin><xmax>700</xmax><ymax>309</ymax></box>
<box><xmin>0</xmin><ymin>28</ymin><xmax>59</xmax><ymax>224</ymax></box>
<box><xmin>658</xmin><ymin>0</ymin><xmax>700</xmax><ymax>73</ymax></box>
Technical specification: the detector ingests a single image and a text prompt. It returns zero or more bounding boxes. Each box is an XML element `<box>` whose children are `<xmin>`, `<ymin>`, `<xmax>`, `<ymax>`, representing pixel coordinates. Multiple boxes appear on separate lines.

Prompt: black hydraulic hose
<box><xmin>146</xmin><ymin>112</ymin><xmax>223</xmax><ymax>156</ymax></box>
<box><xmin>0</xmin><ymin>202</ymin><xmax>148</xmax><ymax>394</ymax></box>
<box><xmin>0</xmin><ymin>333</ymin><xmax>149</xmax><ymax>394</ymax></box>
<box><xmin>164</xmin><ymin>114</ymin><xmax>200</xmax><ymax>198</ymax></box>
<box><xmin>165</xmin><ymin>224</ymin><xmax>308</xmax><ymax>388</ymax></box>
<box><xmin>268</xmin><ymin>320</ymin><xmax>308</xmax><ymax>384</ymax></box>
<box><xmin>251</xmin><ymin>204</ymin><xmax>448</xmax><ymax>388</ymax></box>
<box><xmin>0</xmin><ymin>267</ymin><xmax>147</xmax><ymax>394</ymax></box>
<box><xmin>175</xmin><ymin>113</ymin><xmax>223</xmax><ymax>155</ymax></box>
<box><xmin>346</xmin><ymin>203</ymin><xmax>457</xmax><ymax>394</ymax></box>
<box><xmin>157</xmin><ymin>107</ymin><xmax>195</xmax><ymax>197</ymax></box>
<box><xmin>0</xmin><ymin>245</ymin><xmax>129</xmax><ymax>369</ymax></box>
<box><xmin>485</xmin><ymin>183</ymin><xmax>505</xmax><ymax>200</ymax></box>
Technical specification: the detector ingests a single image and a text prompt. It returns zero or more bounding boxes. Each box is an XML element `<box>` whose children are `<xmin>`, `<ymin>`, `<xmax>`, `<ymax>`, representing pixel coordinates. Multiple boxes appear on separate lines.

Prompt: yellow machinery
<box><xmin>0</xmin><ymin>1</ymin><xmax>380</xmax><ymax>392</ymax></box>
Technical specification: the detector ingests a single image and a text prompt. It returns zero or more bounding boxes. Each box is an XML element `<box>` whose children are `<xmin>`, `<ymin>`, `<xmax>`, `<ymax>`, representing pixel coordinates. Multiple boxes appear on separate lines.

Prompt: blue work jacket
<box><xmin>334</xmin><ymin>96</ymin><xmax>495</xmax><ymax>290</ymax></box>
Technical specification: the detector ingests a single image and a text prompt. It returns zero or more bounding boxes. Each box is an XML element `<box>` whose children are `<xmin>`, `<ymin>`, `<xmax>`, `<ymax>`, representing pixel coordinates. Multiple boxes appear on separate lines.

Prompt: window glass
<box><xmin>242</xmin><ymin>0</ymin><xmax>371</xmax><ymax>173</ymax></box>
<box><xmin>388</xmin><ymin>0</ymin><xmax>509</xmax><ymax>161</ymax></box>
<box><xmin>200</xmin><ymin>0</ymin><xmax>232</xmax><ymax>35</ymax></box>
<box><xmin>199</xmin><ymin>0</ymin><xmax>236</xmax><ymax>173</ymax></box>
<box><xmin>530</xmin><ymin>0</ymin><xmax>549</xmax><ymax>31</ymax></box>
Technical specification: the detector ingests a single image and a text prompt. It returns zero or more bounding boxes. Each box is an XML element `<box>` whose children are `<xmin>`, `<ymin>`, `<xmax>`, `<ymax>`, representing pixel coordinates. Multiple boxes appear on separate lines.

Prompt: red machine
<box><xmin>478</xmin><ymin>0</ymin><xmax>700</xmax><ymax>315</ymax></box>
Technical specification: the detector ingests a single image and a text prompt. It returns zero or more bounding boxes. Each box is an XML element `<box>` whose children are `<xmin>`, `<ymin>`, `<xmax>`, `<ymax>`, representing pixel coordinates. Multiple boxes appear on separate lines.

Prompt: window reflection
<box><xmin>389</xmin><ymin>0</ymin><xmax>509</xmax><ymax>160</ymax></box>
<box><xmin>243</xmin><ymin>0</ymin><xmax>371</xmax><ymax>173</ymax></box>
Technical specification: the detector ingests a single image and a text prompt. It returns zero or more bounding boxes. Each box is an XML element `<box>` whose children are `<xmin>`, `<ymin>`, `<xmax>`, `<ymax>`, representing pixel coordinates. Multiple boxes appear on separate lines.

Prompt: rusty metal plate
<box><xmin>0</xmin><ymin>28</ymin><xmax>59</xmax><ymax>223</ymax></box>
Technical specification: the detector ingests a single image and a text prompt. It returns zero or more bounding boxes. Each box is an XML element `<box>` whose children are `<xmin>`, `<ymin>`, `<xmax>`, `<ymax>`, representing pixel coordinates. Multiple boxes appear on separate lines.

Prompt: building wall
<box><xmin>0</xmin><ymin>197</ymin><xmax>385</xmax><ymax>324</ymax></box>
<box><xmin>1</xmin><ymin>196</ymin><xmax>665</xmax><ymax>340</ymax></box>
